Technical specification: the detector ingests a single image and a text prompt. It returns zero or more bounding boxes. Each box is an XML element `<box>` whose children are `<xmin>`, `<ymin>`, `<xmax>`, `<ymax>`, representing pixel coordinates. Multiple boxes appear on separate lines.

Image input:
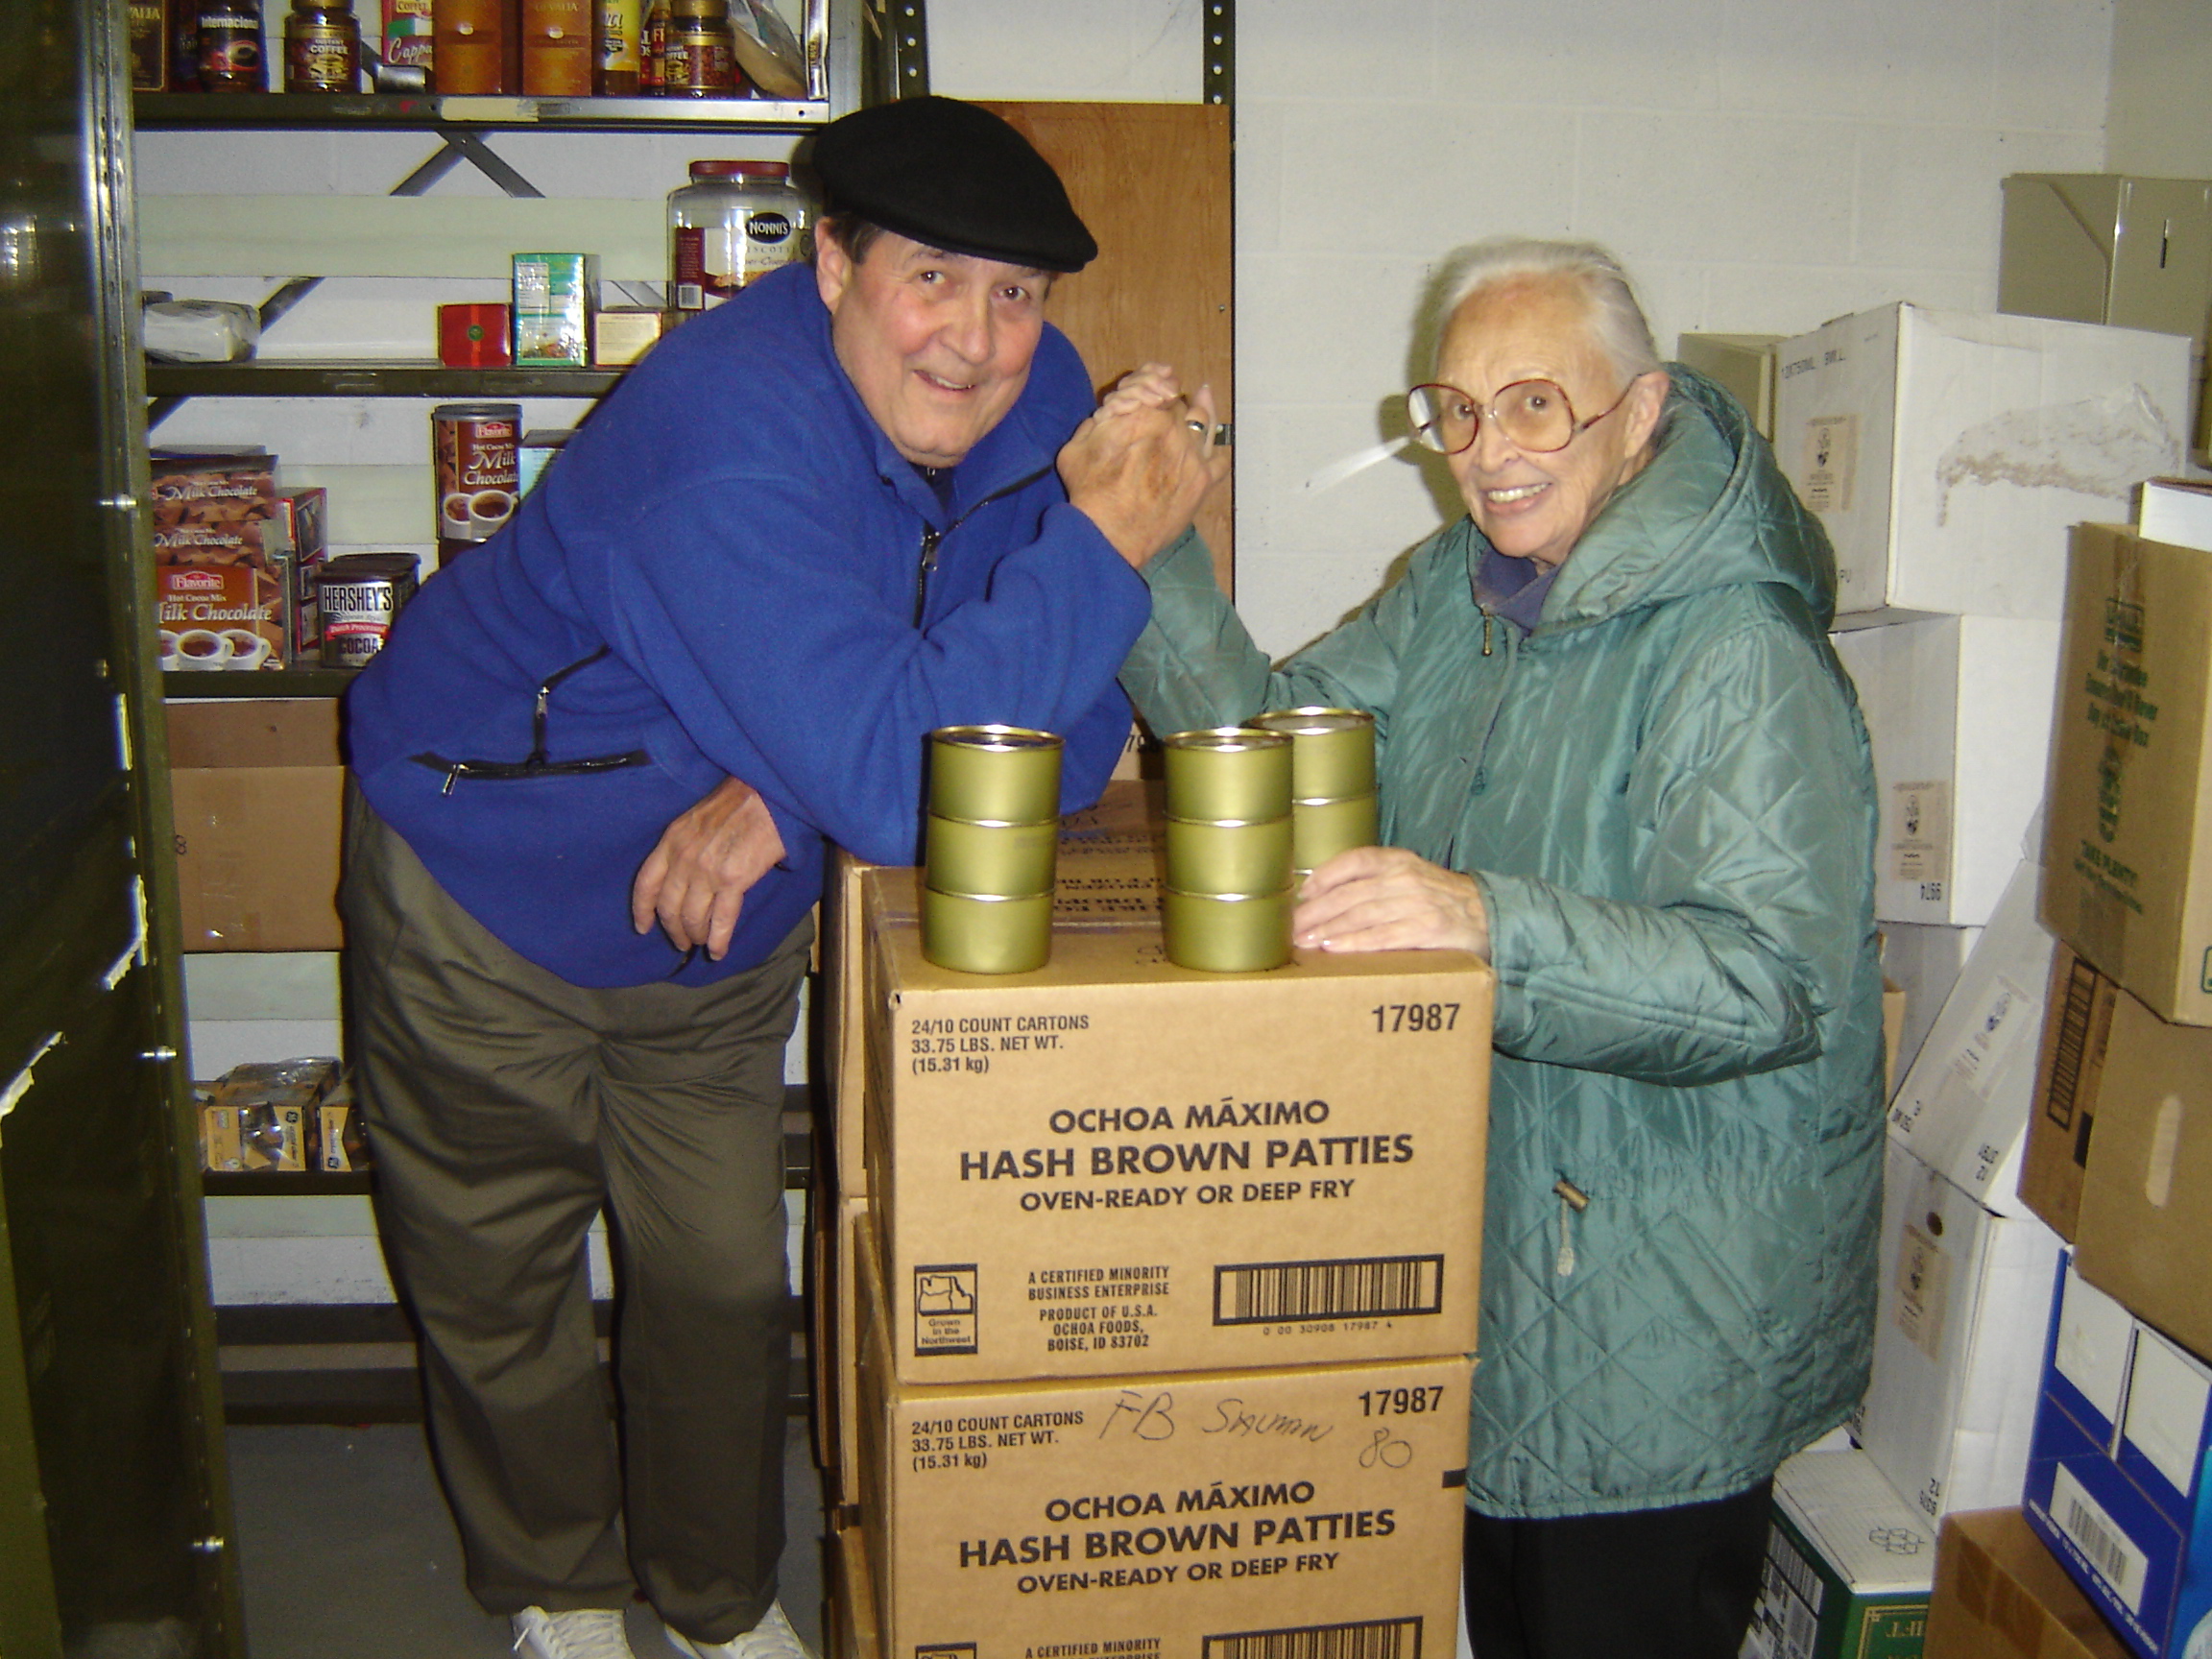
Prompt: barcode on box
<box><xmin>1213</xmin><ymin>1256</ymin><xmax>1444</xmax><ymax>1325</ymax></box>
<box><xmin>1751</xmin><ymin>1528</ymin><xmax>1823</xmax><ymax>1659</ymax></box>
<box><xmin>1203</xmin><ymin>1616</ymin><xmax>1423</xmax><ymax>1659</ymax></box>
<box><xmin>2044</xmin><ymin>956</ymin><xmax>2102</xmax><ymax>1128</ymax></box>
<box><xmin>2051</xmin><ymin>1465</ymin><xmax>2149</xmax><ymax>1616</ymax></box>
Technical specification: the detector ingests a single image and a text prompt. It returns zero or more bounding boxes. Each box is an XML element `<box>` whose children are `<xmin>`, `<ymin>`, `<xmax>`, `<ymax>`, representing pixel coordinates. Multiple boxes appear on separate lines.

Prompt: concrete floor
<box><xmin>226</xmin><ymin>1418</ymin><xmax>826</xmax><ymax>1658</ymax></box>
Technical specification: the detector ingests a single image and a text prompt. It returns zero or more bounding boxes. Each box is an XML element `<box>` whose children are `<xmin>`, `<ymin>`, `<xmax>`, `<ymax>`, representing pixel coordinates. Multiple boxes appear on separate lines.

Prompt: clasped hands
<box><xmin>1058</xmin><ymin>363</ymin><xmax>1231</xmax><ymax>570</ymax></box>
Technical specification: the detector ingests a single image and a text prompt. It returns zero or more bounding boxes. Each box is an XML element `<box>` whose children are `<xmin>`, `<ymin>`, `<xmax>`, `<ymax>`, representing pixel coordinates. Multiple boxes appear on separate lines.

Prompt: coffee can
<box><xmin>1164</xmin><ymin>813</ymin><xmax>1293</xmax><ymax>898</ymax></box>
<box><xmin>432</xmin><ymin>402</ymin><xmax>521</xmax><ymax>566</ymax></box>
<box><xmin>1162</xmin><ymin>727</ymin><xmax>1292</xmax><ymax>826</ymax></box>
<box><xmin>925</xmin><ymin>814</ymin><xmax>1058</xmax><ymax>901</ymax></box>
<box><xmin>1292</xmin><ymin>791</ymin><xmax>1380</xmax><ymax>875</ymax></box>
<box><xmin>1252</xmin><ymin>706</ymin><xmax>1378</xmax><ymax>801</ymax></box>
<box><xmin>927</xmin><ymin>726</ymin><xmax>1063</xmax><ymax>826</ymax></box>
<box><xmin>1163</xmin><ymin>886</ymin><xmax>1292</xmax><ymax>974</ymax></box>
<box><xmin>923</xmin><ymin>886</ymin><xmax>1052</xmax><ymax>975</ymax></box>
<box><xmin>318</xmin><ymin>553</ymin><xmax>421</xmax><ymax>668</ymax></box>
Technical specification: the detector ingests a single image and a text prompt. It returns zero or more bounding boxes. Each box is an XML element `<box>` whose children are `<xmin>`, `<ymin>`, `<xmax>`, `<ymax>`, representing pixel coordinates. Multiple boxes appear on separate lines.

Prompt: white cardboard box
<box><xmin>1776</xmin><ymin>303</ymin><xmax>2191</xmax><ymax>621</ymax></box>
<box><xmin>1740</xmin><ymin>1446</ymin><xmax>1938</xmax><ymax>1659</ymax></box>
<box><xmin>1887</xmin><ymin>862</ymin><xmax>2055</xmax><ymax>1214</ymax></box>
<box><xmin>1879</xmin><ymin>923</ymin><xmax>1982</xmax><ymax>1094</ymax></box>
<box><xmin>1854</xmin><ymin>1140</ymin><xmax>2064</xmax><ymax>1524</ymax></box>
<box><xmin>1832</xmin><ymin>617</ymin><xmax>2061</xmax><ymax>926</ymax></box>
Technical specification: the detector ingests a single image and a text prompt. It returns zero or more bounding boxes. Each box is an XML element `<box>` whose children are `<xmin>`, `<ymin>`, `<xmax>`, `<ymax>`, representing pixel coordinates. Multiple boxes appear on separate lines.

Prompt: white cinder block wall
<box><xmin>933</xmin><ymin>0</ymin><xmax>2118</xmax><ymax>658</ymax></box>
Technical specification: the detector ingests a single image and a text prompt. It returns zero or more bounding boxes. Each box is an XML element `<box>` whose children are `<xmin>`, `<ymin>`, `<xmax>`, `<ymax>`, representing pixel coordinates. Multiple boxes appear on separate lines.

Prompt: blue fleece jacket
<box><xmin>347</xmin><ymin>261</ymin><xmax>1150</xmax><ymax>988</ymax></box>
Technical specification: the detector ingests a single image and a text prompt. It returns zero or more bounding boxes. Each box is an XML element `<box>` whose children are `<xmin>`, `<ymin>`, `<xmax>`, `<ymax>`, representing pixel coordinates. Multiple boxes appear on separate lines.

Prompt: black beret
<box><xmin>809</xmin><ymin>95</ymin><xmax>1097</xmax><ymax>274</ymax></box>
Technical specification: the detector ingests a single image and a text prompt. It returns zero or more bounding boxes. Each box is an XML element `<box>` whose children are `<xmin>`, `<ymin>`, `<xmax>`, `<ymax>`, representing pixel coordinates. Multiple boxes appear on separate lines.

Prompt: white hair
<box><xmin>1431</xmin><ymin>238</ymin><xmax>1661</xmax><ymax>384</ymax></box>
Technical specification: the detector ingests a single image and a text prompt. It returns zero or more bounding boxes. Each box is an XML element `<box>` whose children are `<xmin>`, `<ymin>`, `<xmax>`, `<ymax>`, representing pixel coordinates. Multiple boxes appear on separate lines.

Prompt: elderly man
<box><xmin>1117</xmin><ymin>239</ymin><xmax>1883</xmax><ymax>1659</ymax></box>
<box><xmin>342</xmin><ymin>97</ymin><xmax>1223</xmax><ymax>1659</ymax></box>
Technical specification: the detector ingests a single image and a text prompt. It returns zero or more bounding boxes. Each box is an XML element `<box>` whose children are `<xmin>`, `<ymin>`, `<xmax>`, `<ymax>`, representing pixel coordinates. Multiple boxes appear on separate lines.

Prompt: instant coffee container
<box><xmin>1253</xmin><ymin>706</ymin><xmax>1380</xmax><ymax>875</ymax></box>
<box><xmin>284</xmin><ymin>0</ymin><xmax>361</xmax><ymax>89</ymax></box>
<box><xmin>923</xmin><ymin>726</ymin><xmax>1062</xmax><ymax>974</ymax></box>
<box><xmin>318</xmin><ymin>553</ymin><xmax>421</xmax><ymax>668</ymax></box>
<box><xmin>431</xmin><ymin>402</ymin><xmax>520</xmax><ymax>567</ymax></box>
<box><xmin>1161</xmin><ymin>727</ymin><xmax>1294</xmax><ymax>973</ymax></box>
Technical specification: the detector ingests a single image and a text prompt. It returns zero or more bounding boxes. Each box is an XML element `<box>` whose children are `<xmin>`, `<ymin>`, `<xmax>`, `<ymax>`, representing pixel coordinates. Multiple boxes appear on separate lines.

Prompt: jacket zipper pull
<box><xmin>442</xmin><ymin>763</ymin><xmax>463</xmax><ymax>797</ymax></box>
<box><xmin>1481</xmin><ymin>611</ymin><xmax>1494</xmax><ymax>657</ymax></box>
<box><xmin>913</xmin><ymin>525</ymin><xmax>943</xmax><ymax>626</ymax></box>
<box><xmin>1552</xmin><ymin>1177</ymin><xmax>1588</xmax><ymax>1277</ymax></box>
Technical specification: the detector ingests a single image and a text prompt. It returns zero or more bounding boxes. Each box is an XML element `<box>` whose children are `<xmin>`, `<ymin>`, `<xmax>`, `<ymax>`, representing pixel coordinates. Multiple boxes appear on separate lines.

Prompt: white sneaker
<box><xmin>511</xmin><ymin>1606</ymin><xmax>637</xmax><ymax>1659</ymax></box>
<box><xmin>663</xmin><ymin>1600</ymin><xmax>816</xmax><ymax>1659</ymax></box>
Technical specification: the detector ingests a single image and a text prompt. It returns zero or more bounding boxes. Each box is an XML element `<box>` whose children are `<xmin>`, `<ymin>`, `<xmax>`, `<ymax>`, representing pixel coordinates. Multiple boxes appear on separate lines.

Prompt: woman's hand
<box><xmin>1293</xmin><ymin>845</ymin><xmax>1491</xmax><ymax>959</ymax></box>
<box><xmin>1058</xmin><ymin>371</ymin><xmax>1227</xmax><ymax>570</ymax></box>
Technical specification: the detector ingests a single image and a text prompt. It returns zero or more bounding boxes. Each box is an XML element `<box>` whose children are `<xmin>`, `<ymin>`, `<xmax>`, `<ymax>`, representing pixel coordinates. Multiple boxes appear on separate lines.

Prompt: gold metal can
<box><xmin>928</xmin><ymin>726</ymin><xmax>1064</xmax><ymax>826</ymax></box>
<box><xmin>1163</xmin><ymin>886</ymin><xmax>1293</xmax><ymax>974</ymax></box>
<box><xmin>1253</xmin><ymin>706</ymin><xmax>1377</xmax><ymax>801</ymax></box>
<box><xmin>1292</xmin><ymin>791</ymin><xmax>1380</xmax><ymax>875</ymax></box>
<box><xmin>1162</xmin><ymin>727</ymin><xmax>1292</xmax><ymax>825</ymax></box>
<box><xmin>1164</xmin><ymin>813</ymin><xmax>1293</xmax><ymax>897</ymax></box>
<box><xmin>925</xmin><ymin>813</ymin><xmax>1058</xmax><ymax>900</ymax></box>
<box><xmin>922</xmin><ymin>886</ymin><xmax>1052</xmax><ymax>974</ymax></box>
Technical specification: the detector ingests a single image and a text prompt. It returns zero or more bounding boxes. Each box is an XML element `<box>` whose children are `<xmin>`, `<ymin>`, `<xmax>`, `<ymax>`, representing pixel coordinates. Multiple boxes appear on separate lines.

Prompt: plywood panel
<box><xmin>986</xmin><ymin>102</ymin><xmax>1233</xmax><ymax>593</ymax></box>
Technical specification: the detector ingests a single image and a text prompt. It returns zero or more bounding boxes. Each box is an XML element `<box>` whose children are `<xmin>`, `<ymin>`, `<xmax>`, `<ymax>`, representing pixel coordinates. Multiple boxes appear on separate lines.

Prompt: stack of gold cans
<box><xmin>1253</xmin><ymin>706</ymin><xmax>1379</xmax><ymax>877</ymax></box>
<box><xmin>922</xmin><ymin>726</ymin><xmax>1061</xmax><ymax>974</ymax></box>
<box><xmin>1162</xmin><ymin>726</ymin><xmax>1295</xmax><ymax>972</ymax></box>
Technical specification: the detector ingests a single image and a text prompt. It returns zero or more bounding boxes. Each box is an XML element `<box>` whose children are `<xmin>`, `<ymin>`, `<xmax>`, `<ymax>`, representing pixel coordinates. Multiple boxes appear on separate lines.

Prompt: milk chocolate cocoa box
<box><xmin>151</xmin><ymin>449</ymin><xmax>283</xmax><ymax>672</ymax></box>
<box><xmin>861</xmin><ymin>864</ymin><xmax>1490</xmax><ymax>1385</ymax></box>
<box><xmin>854</xmin><ymin>1237</ymin><xmax>1474</xmax><ymax>1659</ymax></box>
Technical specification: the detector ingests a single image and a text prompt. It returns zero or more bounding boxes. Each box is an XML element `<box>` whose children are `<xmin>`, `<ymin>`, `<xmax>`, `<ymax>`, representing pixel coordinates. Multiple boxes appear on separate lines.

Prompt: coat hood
<box><xmin>1473</xmin><ymin>365</ymin><xmax>1838</xmax><ymax>634</ymax></box>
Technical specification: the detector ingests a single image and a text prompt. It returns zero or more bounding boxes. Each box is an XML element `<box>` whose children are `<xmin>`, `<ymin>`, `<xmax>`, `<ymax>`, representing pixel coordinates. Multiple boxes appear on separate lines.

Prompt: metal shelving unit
<box><xmin>133</xmin><ymin>91</ymin><xmax>832</xmax><ymax>131</ymax></box>
<box><xmin>146</xmin><ymin>359</ymin><xmax>624</xmax><ymax>399</ymax></box>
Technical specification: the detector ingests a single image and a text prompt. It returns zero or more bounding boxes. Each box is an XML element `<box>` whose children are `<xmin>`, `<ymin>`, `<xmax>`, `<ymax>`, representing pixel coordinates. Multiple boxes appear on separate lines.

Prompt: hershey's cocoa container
<box><xmin>318</xmin><ymin>553</ymin><xmax>421</xmax><ymax>668</ymax></box>
<box><xmin>431</xmin><ymin>401</ymin><xmax>520</xmax><ymax>566</ymax></box>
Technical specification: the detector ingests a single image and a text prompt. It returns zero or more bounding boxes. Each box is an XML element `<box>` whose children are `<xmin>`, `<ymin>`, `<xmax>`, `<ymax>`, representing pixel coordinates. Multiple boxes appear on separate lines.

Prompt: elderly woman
<box><xmin>1115</xmin><ymin>240</ymin><xmax>1884</xmax><ymax>1659</ymax></box>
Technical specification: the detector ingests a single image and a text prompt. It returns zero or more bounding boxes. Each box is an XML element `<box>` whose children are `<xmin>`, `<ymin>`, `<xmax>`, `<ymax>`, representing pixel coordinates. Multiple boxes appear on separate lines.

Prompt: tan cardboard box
<box><xmin>827</xmin><ymin>1521</ymin><xmax>878</xmax><ymax>1659</ymax></box>
<box><xmin>166</xmin><ymin>699</ymin><xmax>345</xmax><ymax>951</ymax></box>
<box><xmin>1773</xmin><ymin>306</ymin><xmax>2190</xmax><ymax>621</ymax></box>
<box><xmin>1923</xmin><ymin>1506</ymin><xmax>2133</xmax><ymax>1659</ymax></box>
<box><xmin>854</xmin><ymin>1237</ymin><xmax>1473</xmax><ymax>1659</ymax></box>
<box><xmin>2021</xmin><ymin>946</ymin><xmax>2109</xmax><ymax>1242</ymax></box>
<box><xmin>2068</xmin><ymin>973</ymin><xmax>2212</xmax><ymax>1360</ymax></box>
<box><xmin>810</xmin><ymin>1190</ymin><xmax>869</xmax><ymax>1510</ymax></box>
<box><xmin>2040</xmin><ymin>523</ymin><xmax>2212</xmax><ymax>1025</ymax></box>
<box><xmin>200</xmin><ymin>1102</ymin><xmax>309</xmax><ymax>1172</ymax></box>
<box><xmin>824</xmin><ymin>782</ymin><xmax>1166</xmax><ymax>1200</ymax></box>
<box><xmin>862</xmin><ymin>865</ymin><xmax>1489</xmax><ymax>1385</ymax></box>
<box><xmin>1674</xmin><ymin>332</ymin><xmax>1781</xmax><ymax>439</ymax></box>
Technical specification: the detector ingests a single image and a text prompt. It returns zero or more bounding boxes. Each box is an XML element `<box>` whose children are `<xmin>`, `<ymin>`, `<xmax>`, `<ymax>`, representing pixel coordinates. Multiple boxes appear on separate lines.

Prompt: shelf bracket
<box><xmin>1202</xmin><ymin>0</ymin><xmax>1233</xmax><ymax>107</ymax></box>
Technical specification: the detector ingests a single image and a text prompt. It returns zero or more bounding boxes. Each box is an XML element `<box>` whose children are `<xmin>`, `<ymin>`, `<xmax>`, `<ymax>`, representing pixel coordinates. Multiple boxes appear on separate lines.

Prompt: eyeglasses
<box><xmin>1405</xmin><ymin>376</ymin><xmax>1637</xmax><ymax>456</ymax></box>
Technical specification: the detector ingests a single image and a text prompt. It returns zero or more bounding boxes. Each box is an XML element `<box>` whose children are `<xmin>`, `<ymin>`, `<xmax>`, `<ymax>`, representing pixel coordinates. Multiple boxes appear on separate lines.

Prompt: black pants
<box><xmin>1463</xmin><ymin>1480</ymin><xmax>1773</xmax><ymax>1659</ymax></box>
<box><xmin>343</xmin><ymin>787</ymin><xmax>812</xmax><ymax>1644</ymax></box>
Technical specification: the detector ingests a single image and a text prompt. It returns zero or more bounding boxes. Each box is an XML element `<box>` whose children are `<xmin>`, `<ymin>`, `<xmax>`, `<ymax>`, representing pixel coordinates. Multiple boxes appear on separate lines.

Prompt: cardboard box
<box><xmin>152</xmin><ymin>448</ymin><xmax>286</xmax><ymax>672</ymax></box>
<box><xmin>1832</xmin><ymin>619</ymin><xmax>2060</xmax><ymax>926</ymax></box>
<box><xmin>1924</xmin><ymin>1506</ymin><xmax>2134</xmax><ymax>1659</ymax></box>
<box><xmin>1884</xmin><ymin>925</ymin><xmax>1984</xmax><ymax>1094</ymax></box>
<box><xmin>810</xmin><ymin>1191</ymin><xmax>868</xmax><ymax>1510</ymax></box>
<box><xmin>1677</xmin><ymin>333</ymin><xmax>1783</xmax><ymax>439</ymax></box>
<box><xmin>512</xmin><ymin>252</ymin><xmax>598</xmax><ymax>368</ymax></box>
<box><xmin>2040</xmin><ymin>524</ymin><xmax>2212</xmax><ymax>1026</ymax></box>
<box><xmin>823</xmin><ymin>782</ymin><xmax>1166</xmax><ymax>1201</ymax></box>
<box><xmin>1773</xmin><ymin>305</ymin><xmax>2190</xmax><ymax>621</ymax></box>
<box><xmin>590</xmin><ymin>308</ymin><xmax>665</xmax><ymax>368</ymax></box>
<box><xmin>200</xmin><ymin>1102</ymin><xmax>308</xmax><ymax>1171</ymax></box>
<box><xmin>1999</xmin><ymin>178</ymin><xmax>2212</xmax><ymax>354</ymax></box>
<box><xmin>1887</xmin><ymin>864</ymin><xmax>2055</xmax><ymax>1214</ymax></box>
<box><xmin>1742</xmin><ymin>1446</ymin><xmax>1938</xmax><ymax>1659</ymax></box>
<box><xmin>2066</xmin><ymin>981</ymin><xmax>2212</xmax><ymax>1362</ymax></box>
<box><xmin>166</xmin><ymin>699</ymin><xmax>345</xmax><ymax>951</ymax></box>
<box><xmin>266</xmin><ymin>487</ymin><xmax>328</xmax><ymax>665</ymax></box>
<box><xmin>2024</xmin><ymin>1256</ymin><xmax>2212</xmax><ymax>1659</ymax></box>
<box><xmin>2022</xmin><ymin>947</ymin><xmax>2109</xmax><ymax>1242</ymax></box>
<box><xmin>1856</xmin><ymin>1142</ymin><xmax>2064</xmax><ymax>1523</ymax></box>
<box><xmin>862</xmin><ymin>865</ymin><xmax>1489</xmax><ymax>1384</ymax></box>
<box><xmin>854</xmin><ymin>1237</ymin><xmax>1474</xmax><ymax>1659</ymax></box>
<box><xmin>2139</xmin><ymin>480</ymin><xmax>2212</xmax><ymax>552</ymax></box>
<box><xmin>828</xmin><ymin>1522</ymin><xmax>878</xmax><ymax>1659</ymax></box>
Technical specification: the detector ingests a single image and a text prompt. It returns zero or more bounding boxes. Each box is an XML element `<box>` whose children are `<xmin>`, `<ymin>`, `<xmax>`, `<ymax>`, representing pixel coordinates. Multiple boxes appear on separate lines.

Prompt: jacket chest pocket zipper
<box><xmin>913</xmin><ymin>525</ymin><xmax>943</xmax><ymax>626</ymax></box>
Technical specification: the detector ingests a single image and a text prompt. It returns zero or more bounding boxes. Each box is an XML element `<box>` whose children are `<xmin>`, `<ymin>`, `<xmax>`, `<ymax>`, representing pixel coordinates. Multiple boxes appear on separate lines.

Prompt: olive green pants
<box><xmin>342</xmin><ymin>786</ymin><xmax>810</xmax><ymax>1643</ymax></box>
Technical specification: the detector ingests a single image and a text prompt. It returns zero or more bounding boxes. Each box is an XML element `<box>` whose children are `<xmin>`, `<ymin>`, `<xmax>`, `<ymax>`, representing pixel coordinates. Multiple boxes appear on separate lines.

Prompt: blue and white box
<box><xmin>2024</xmin><ymin>1253</ymin><xmax>2212</xmax><ymax>1659</ymax></box>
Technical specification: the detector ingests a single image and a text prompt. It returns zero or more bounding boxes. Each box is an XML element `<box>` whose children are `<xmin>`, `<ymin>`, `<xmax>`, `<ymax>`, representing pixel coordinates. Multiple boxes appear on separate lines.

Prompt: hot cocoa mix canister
<box><xmin>431</xmin><ymin>402</ymin><xmax>520</xmax><ymax>566</ymax></box>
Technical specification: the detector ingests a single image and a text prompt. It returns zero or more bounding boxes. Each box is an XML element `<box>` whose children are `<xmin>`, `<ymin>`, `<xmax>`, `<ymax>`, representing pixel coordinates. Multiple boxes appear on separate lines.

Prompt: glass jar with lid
<box><xmin>667</xmin><ymin>159</ymin><xmax>813</xmax><ymax>315</ymax></box>
<box><xmin>284</xmin><ymin>0</ymin><xmax>360</xmax><ymax>91</ymax></box>
<box><xmin>659</xmin><ymin>0</ymin><xmax>737</xmax><ymax>96</ymax></box>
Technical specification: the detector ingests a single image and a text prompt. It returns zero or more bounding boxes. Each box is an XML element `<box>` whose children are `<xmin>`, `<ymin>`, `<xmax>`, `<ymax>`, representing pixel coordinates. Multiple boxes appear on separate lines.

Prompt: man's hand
<box><xmin>1292</xmin><ymin>846</ymin><xmax>1491</xmax><ymax>959</ymax></box>
<box><xmin>1058</xmin><ymin>366</ymin><xmax>1230</xmax><ymax>570</ymax></box>
<box><xmin>631</xmin><ymin>776</ymin><xmax>787</xmax><ymax>961</ymax></box>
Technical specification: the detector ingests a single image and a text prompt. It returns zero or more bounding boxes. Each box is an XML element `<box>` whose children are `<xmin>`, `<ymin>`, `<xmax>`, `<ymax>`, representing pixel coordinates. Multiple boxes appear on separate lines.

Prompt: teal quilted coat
<box><xmin>1119</xmin><ymin>368</ymin><xmax>1885</xmax><ymax>1519</ymax></box>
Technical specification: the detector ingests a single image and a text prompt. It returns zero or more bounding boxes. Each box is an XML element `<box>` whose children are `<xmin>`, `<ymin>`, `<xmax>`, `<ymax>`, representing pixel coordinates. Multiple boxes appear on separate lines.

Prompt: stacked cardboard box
<box><xmin>813</xmin><ymin>783</ymin><xmax>1491</xmax><ymax>1655</ymax></box>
